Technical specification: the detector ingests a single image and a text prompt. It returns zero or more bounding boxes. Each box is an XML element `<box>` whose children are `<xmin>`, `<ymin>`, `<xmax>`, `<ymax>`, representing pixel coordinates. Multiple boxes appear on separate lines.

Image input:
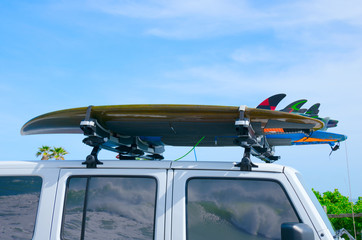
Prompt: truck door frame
<box><xmin>50</xmin><ymin>168</ymin><xmax>167</xmax><ymax>240</ymax></box>
<box><xmin>171</xmin><ymin>169</ymin><xmax>317</xmax><ymax>240</ymax></box>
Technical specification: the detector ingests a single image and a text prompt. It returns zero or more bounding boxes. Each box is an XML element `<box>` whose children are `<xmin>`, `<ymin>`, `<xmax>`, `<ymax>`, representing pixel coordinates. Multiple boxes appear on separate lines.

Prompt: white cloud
<box><xmin>87</xmin><ymin>0</ymin><xmax>255</xmax><ymax>19</ymax></box>
<box><xmin>150</xmin><ymin>45</ymin><xmax>362</xmax><ymax>116</ymax></box>
<box><xmin>295</xmin><ymin>0</ymin><xmax>362</xmax><ymax>25</ymax></box>
<box><xmin>82</xmin><ymin>0</ymin><xmax>362</xmax><ymax>39</ymax></box>
<box><xmin>87</xmin><ymin>0</ymin><xmax>362</xmax><ymax>24</ymax></box>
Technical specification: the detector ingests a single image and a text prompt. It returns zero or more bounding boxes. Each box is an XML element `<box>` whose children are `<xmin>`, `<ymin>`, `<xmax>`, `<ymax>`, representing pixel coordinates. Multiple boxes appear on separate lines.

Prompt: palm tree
<box><xmin>36</xmin><ymin>146</ymin><xmax>53</xmax><ymax>160</ymax></box>
<box><xmin>50</xmin><ymin>147</ymin><xmax>68</xmax><ymax>160</ymax></box>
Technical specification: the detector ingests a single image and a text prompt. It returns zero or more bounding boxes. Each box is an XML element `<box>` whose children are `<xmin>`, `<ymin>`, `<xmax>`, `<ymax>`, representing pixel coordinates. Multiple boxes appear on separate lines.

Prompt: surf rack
<box><xmin>233</xmin><ymin>105</ymin><xmax>278</xmax><ymax>170</ymax></box>
<box><xmin>80</xmin><ymin>106</ymin><xmax>164</xmax><ymax>168</ymax></box>
<box><xmin>79</xmin><ymin>105</ymin><xmax>278</xmax><ymax>170</ymax></box>
<box><xmin>20</xmin><ymin>93</ymin><xmax>347</xmax><ymax>170</ymax></box>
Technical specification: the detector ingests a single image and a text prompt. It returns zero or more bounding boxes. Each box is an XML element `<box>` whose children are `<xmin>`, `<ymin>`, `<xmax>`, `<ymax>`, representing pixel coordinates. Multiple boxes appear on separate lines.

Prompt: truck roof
<box><xmin>0</xmin><ymin>160</ymin><xmax>287</xmax><ymax>173</ymax></box>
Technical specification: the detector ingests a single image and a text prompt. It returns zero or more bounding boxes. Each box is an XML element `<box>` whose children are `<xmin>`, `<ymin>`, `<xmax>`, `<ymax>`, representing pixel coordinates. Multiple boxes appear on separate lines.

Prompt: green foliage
<box><xmin>36</xmin><ymin>146</ymin><xmax>68</xmax><ymax>160</ymax></box>
<box><xmin>313</xmin><ymin>189</ymin><xmax>362</xmax><ymax>239</ymax></box>
<box><xmin>36</xmin><ymin>145</ymin><xmax>52</xmax><ymax>160</ymax></box>
<box><xmin>50</xmin><ymin>147</ymin><xmax>68</xmax><ymax>160</ymax></box>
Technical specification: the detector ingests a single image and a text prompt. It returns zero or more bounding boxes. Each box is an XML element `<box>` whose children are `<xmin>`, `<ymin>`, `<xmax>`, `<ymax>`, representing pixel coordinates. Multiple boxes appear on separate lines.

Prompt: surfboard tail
<box><xmin>256</xmin><ymin>93</ymin><xmax>286</xmax><ymax>111</ymax></box>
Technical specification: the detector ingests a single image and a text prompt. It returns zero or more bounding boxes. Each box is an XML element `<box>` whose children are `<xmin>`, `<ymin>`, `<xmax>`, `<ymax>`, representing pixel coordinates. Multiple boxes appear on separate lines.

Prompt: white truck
<box><xmin>5</xmin><ymin>100</ymin><xmax>348</xmax><ymax>240</ymax></box>
<box><xmin>0</xmin><ymin>160</ymin><xmax>338</xmax><ymax>240</ymax></box>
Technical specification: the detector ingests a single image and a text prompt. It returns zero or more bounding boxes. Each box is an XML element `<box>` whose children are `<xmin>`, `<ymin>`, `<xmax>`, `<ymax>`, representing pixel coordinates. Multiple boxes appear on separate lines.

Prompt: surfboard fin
<box><xmin>280</xmin><ymin>99</ymin><xmax>307</xmax><ymax>113</ymax></box>
<box><xmin>327</xmin><ymin>119</ymin><xmax>338</xmax><ymax>128</ymax></box>
<box><xmin>257</xmin><ymin>93</ymin><xmax>286</xmax><ymax>110</ymax></box>
<box><xmin>305</xmin><ymin>103</ymin><xmax>320</xmax><ymax>116</ymax></box>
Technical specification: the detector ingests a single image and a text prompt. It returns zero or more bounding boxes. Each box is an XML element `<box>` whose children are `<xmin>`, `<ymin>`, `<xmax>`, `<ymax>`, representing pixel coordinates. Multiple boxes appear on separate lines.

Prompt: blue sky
<box><xmin>1</xmin><ymin>0</ymin><xmax>362</xmax><ymax>198</ymax></box>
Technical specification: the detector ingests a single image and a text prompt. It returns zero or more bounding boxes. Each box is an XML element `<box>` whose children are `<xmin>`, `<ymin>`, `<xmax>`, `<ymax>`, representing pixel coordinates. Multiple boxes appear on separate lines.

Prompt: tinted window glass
<box><xmin>187</xmin><ymin>178</ymin><xmax>299</xmax><ymax>240</ymax></box>
<box><xmin>62</xmin><ymin>176</ymin><xmax>157</xmax><ymax>240</ymax></box>
<box><xmin>63</xmin><ymin>178</ymin><xmax>87</xmax><ymax>240</ymax></box>
<box><xmin>0</xmin><ymin>176</ymin><xmax>42</xmax><ymax>240</ymax></box>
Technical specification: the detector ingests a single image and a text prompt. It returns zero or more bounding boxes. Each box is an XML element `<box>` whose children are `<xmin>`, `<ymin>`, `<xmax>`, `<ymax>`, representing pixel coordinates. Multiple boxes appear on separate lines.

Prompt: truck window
<box><xmin>187</xmin><ymin>178</ymin><xmax>300</xmax><ymax>240</ymax></box>
<box><xmin>62</xmin><ymin>176</ymin><xmax>157</xmax><ymax>240</ymax></box>
<box><xmin>0</xmin><ymin>176</ymin><xmax>42</xmax><ymax>240</ymax></box>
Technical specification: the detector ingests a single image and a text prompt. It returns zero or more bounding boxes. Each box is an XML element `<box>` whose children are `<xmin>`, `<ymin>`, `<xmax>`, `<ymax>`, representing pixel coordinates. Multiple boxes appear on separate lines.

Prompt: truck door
<box><xmin>0</xmin><ymin>165</ymin><xmax>59</xmax><ymax>240</ymax></box>
<box><xmin>171</xmin><ymin>169</ymin><xmax>315</xmax><ymax>240</ymax></box>
<box><xmin>51</xmin><ymin>168</ymin><xmax>167</xmax><ymax>240</ymax></box>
